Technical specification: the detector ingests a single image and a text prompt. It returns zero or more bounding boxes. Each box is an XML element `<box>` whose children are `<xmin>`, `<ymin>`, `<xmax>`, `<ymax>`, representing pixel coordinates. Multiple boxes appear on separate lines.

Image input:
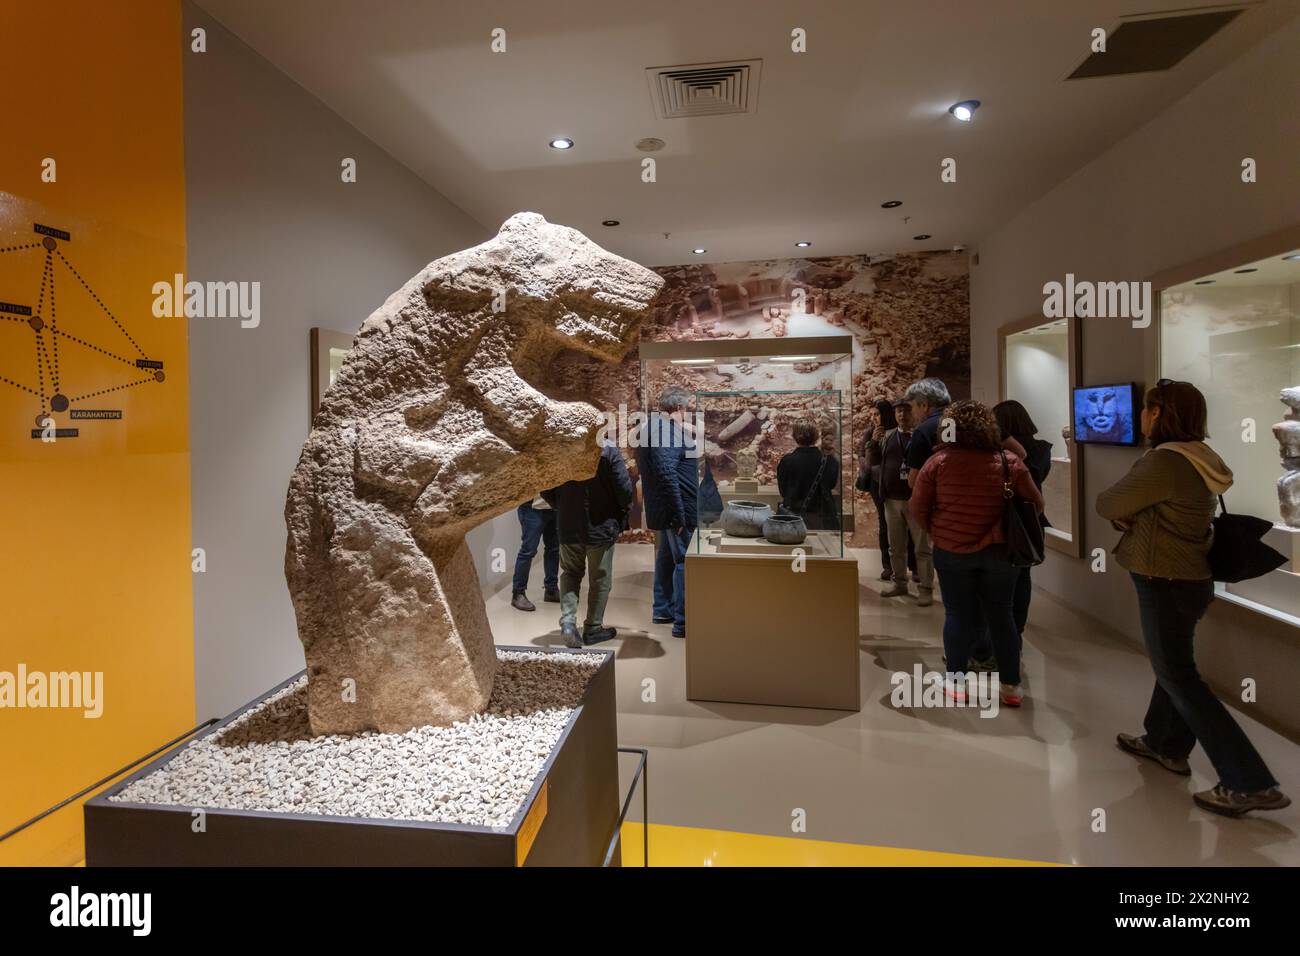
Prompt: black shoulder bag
<box><xmin>1208</xmin><ymin>495</ymin><xmax>1286</xmax><ymax>583</ymax></box>
<box><xmin>1000</xmin><ymin>450</ymin><xmax>1045</xmax><ymax>567</ymax></box>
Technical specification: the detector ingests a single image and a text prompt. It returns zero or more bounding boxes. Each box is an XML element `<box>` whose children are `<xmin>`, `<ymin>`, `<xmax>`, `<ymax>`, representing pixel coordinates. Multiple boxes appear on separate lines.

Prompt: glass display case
<box><xmin>693</xmin><ymin>388</ymin><xmax>844</xmax><ymax>557</ymax></box>
<box><xmin>998</xmin><ymin>315</ymin><xmax>1082</xmax><ymax>556</ymax></box>
<box><xmin>1160</xmin><ymin>247</ymin><xmax>1300</xmax><ymax>625</ymax></box>
<box><xmin>637</xmin><ymin>334</ymin><xmax>854</xmax><ymax>556</ymax></box>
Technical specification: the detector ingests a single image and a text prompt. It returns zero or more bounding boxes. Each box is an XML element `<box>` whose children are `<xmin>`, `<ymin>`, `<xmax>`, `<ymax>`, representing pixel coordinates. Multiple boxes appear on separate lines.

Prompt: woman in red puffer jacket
<box><xmin>910</xmin><ymin>400</ymin><xmax>1043</xmax><ymax>707</ymax></box>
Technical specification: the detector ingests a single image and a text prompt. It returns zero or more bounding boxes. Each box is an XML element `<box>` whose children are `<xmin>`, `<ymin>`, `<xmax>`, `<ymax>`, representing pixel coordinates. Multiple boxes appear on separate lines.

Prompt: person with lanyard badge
<box><xmin>868</xmin><ymin>398</ymin><xmax>925</xmax><ymax>597</ymax></box>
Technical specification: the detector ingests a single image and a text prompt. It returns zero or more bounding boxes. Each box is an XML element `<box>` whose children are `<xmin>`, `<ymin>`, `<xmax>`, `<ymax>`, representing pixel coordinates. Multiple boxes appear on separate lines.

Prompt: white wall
<box><xmin>184</xmin><ymin>3</ymin><xmax>489</xmax><ymax>719</ymax></box>
<box><xmin>971</xmin><ymin>16</ymin><xmax>1300</xmax><ymax>734</ymax></box>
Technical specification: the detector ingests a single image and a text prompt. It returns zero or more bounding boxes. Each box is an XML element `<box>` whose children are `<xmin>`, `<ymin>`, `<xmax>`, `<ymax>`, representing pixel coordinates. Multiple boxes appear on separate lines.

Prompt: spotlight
<box><xmin>795</xmin><ymin>241</ymin><xmax>812</xmax><ymax>248</ymax></box>
<box><xmin>693</xmin><ymin>248</ymin><xmax>707</xmax><ymax>255</ymax></box>
<box><xmin>948</xmin><ymin>100</ymin><xmax>980</xmax><ymax>122</ymax></box>
<box><xmin>602</xmin><ymin>219</ymin><xmax>620</xmax><ymax>227</ymax></box>
<box><xmin>549</xmin><ymin>137</ymin><xmax>574</xmax><ymax>150</ymax></box>
<box><xmin>1284</xmin><ymin>253</ymin><xmax>1300</xmax><ymax>261</ymax></box>
<box><xmin>1233</xmin><ymin>268</ymin><xmax>1258</xmax><ymax>274</ymax></box>
<box><xmin>881</xmin><ymin>200</ymin><xmax>902</xmax><ymax>209</ymax></box>
<box><xmin>913</xmin><ymin>234</ymin><xmax>931</xmax><ymax>241</ymax></box>
<box><xmin>1194</xmin><ymin>280</ymin><xmax>1215</xmax><ymax>285</ymax></box>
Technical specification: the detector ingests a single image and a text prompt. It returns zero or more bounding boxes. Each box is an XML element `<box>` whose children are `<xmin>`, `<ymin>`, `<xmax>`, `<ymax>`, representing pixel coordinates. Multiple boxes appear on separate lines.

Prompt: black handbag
<box><xmin>999</xmin><ymin>451</ymin><xmax>1044</xmax><ymax>568</ymax></box>
<box><xmin>1208</xmin><ymin>495</ymin><xmax>1286</xmax><ymax>583</ymax></box>
<box><xmin>698</xmin><ymin>459</ymin><xmax>724</xmax><ymax>524</ymax></box>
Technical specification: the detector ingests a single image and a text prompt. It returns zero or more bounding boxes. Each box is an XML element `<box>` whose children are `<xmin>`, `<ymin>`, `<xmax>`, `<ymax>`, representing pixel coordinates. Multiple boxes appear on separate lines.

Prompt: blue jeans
<box><xmin>653</xmin><ymin>527</ymin><xmax>692</xmax><ymax>634</ymax></box>
<box><xmin>933</xmin><ymin>544</ymin><xmax>1021</xmax><ymax>685</ymax></box>
<box><xmin>1131</xmin><ymin>573</ymin><xmax>1277</xmax><ymax>792</ymax></box>
<box><xmin>512</xmin><ymin>503</ymin><xmax>558</xmax><ymax>595</ymax></box>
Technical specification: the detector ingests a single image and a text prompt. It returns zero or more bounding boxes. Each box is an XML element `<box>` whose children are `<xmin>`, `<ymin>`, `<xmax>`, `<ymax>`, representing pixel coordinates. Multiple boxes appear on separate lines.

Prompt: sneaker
<box><xmin>999</xmin><ymin>683</ymin><xmax>1024</xmax><ymax>707</ymax></box>
<box><xmin>916</xmin><ymin>590</ymin><xmax>934</xmax><ymax>608</ymax></box>
<box><xmin>970</xmin><ymin>655</ymin><xmax>998</xmax><ymax>672</ymax></box>
<box><xmin>943</xmin><ymin>677</ymin><xmax>967</xmax><ymax>704</ymax></box>
<box><xmin>1116</xmin><ymin>732</ymin><xmax>1191</xmax><ymax>776</ymax></box>
<box><xmin>881</xmin><ymin>583</ymin><xmax>909</xmax><ymax>598</ymax></box>
<box><xmin>560</xmin><ymin>623</ymin><xmax>582</xmax><ymax>649</ymax></box>
<box><xmin>582</xmin><ymin>625</ymin><xmax>617</xmax><ymax>645</ymax></box>
<box><xmin>651</xmin><ymin>615</ymin><xmax>674</xmax><ymax>624</ymax></box>
<box><xmin>511</xmin><ymin>592</ymin><xmax>535</xmax><ymax>612</ymax></box>
<box><xmin>543</xmin><ymin>587</ymin><xmax>561</xmax><ymax>603</ymax></box>
<box><xmin>880</xmin><ymin>568</ymin><xmax>893</xmax><ymax>581</ymax></box>
<box><xmin>1193</xmin><ymin>785</ymin><xmax>1291</xmax><ymax>818</ymax></box>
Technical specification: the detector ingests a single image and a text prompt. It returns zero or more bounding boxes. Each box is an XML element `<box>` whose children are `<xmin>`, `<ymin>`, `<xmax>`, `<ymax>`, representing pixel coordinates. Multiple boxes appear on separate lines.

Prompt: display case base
<box><xmin>685</xmin><ymin>531</ymin><xmax>861</xmax><ymax>710</ymax></box>
<box><xmin>84</xmin><ymin>647</ymin><xmax>619</xmax><ymax>867</ymax></box>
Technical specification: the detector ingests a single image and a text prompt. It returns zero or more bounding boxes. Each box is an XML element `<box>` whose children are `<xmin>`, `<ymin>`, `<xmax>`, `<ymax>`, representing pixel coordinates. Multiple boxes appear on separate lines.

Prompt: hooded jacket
<box><xmin>1095</xmin><ymin>440</ymin><xmax>1233</xmax><ymax>580</ymax></box>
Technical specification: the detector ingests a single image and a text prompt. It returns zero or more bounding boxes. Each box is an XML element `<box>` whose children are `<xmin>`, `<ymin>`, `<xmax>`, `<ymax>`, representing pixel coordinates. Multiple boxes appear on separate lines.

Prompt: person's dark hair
<box><xmin>1145</xmin><ymin>379</ymin><xmax>1207</xmax><ymax>446</ymax></box>
<box><xmin>992</xmin><ymin>399</ymin><xmax>1038</xmax><ymax>443</ymax></box>
<box><xmin>792</xmin><ymin>419</ymin><xmax>819</xmax><ymax>446</ymax></box>
<box><xmin>874</xmin><ymin>398</ymin><xmax>897</xmax><ymax>431</ymax></box>
<box><xmin>657</xmin><ymin>385</ymin><xmax>691</xmax><ymax>412</ymax></box>
<box><xmin>943</xmin><ymin>399</ymin><xmax>1002</xmax><ymax>451</ymax></box>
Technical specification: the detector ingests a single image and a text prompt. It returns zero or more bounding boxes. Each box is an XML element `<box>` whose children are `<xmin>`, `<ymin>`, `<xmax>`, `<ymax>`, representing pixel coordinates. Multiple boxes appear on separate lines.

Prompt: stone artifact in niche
<box><xmin>762</xmin><ymin>513</ymin><xmax>808</xmax><ymax>545</ymax></box>
<box><xmin>1275</xmin><ymin>386</ymin><xmax>1300</xmax><ymax>528</ymax></box>
<box><xmin>284</xmin><ymin>213</ymin><xmax>663</xmax><ymax>735</ymax></box>
<box><xmin>722</xmin><ymin>500</ymin><xmax>774</xmax><ymax>537</ymax></box>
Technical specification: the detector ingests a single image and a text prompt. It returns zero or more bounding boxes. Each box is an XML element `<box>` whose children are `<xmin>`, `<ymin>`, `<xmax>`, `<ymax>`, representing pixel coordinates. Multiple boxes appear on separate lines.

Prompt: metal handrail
<box><xmin>0</xmin><ymin>718</ymin><xmax>219</xmax><ymax>844</ymax></box>
<box><xmin>603</xmin><ymin>747</ymin><xmax>649</xmax><ymax>867</ymax></box>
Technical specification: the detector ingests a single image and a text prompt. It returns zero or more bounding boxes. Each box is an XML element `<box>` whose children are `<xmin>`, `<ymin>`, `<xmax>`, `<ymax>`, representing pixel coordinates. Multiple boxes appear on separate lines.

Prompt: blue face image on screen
<box><xmin>1073</xmin><ymin>385</ymin><xmax>1136</xmax><ymax>445</ymax></box>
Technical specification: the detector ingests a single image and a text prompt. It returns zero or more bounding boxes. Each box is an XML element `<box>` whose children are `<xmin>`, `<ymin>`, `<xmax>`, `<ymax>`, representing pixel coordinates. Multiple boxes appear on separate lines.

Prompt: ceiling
<box><xmin>196</xmin><ymin>0</ymin><xmax>1298</xmax><ymax>266</ymax></box>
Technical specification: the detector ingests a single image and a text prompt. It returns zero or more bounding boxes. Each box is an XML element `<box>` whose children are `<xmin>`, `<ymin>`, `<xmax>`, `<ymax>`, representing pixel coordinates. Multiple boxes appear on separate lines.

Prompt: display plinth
<box><xmin>685</xmin><ymin>531</ymin><xmax>861</xmax><ymax>711</ymax></box>
<box><xmin>84</xmin><ymin>647</ymin><xmax>620</xmax><ymax>867</ymax></box>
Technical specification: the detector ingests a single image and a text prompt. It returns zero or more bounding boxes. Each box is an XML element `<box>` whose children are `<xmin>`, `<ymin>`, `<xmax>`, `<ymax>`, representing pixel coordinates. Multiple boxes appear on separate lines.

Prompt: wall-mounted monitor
<box><xmin>1072</xmin><ymin>383</ymin><xmax>1140</xmax><ymax>446</ymax></box>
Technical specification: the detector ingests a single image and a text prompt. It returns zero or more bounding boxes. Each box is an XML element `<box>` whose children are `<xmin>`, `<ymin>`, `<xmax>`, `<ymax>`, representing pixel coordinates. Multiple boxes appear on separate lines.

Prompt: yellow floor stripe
<box><xmin>619</xmin><ymin>822</ymin><xmax>1059</xmax><ymax>867</ymax></box>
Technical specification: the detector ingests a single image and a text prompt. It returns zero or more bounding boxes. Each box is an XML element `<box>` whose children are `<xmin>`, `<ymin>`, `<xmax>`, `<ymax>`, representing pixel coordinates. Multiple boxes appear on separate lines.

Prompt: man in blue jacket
<box><xmin>634</xmin><ymin>386</ymin><xmax>699</xmax><ymax>639</ymax></box>
<box><xmin>542</xmin><ymin>439</ymin><xmax>634</xmax><ymax>648</ymax></box>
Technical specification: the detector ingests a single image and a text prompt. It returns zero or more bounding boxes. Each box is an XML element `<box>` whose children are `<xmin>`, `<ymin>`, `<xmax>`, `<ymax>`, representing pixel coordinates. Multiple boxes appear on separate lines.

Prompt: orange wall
<box><xmin>0</xmin><ymin>0</ymin><xmax>191</xmax><ymax>865</ymax></box>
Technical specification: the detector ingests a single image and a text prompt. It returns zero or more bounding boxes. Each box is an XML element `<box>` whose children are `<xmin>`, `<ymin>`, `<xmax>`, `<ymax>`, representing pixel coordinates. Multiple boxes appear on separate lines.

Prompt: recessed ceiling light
<box><xmin>602</xmin><ymin>219</ymin><xmax>620</xmax><ymax>227</ymax></box>
<box><xmin>881</xmin><ymin>200</ymin><xmax>902</xmax><ymax>209</ymax></box>
<box><xmin>795</xmin><ymin>241</ymin><xmax>812</xmax><ymax>248</ymax></box>
<box><xmin>913</xmin><ymin>234</ymin><xmax>931</xmax><ymax>241</ymax></box>
<box><xmin>949</xmin><ymin>100</ymin><xmax>980</xmax><ymax>122</ymax></box>
<box><xmin>636</xmin><ymin>137</ymin><xmax>665</xmax><ymax>152</ymax></box>
<box><xmin>1233</xmin><ymin>267</ymin><xmax>1258</xmax><ymax>274</ymax></box>
<box><xmin>693</xmin><ymin>248</ymin><xmax>707</xmax><ymax>255</ymax></box>
<box><xmin>1194</xmin><ymin>279</ymin><xmax>1215</xmax><ymax>285</ymax></box>
<box><xmin>549</xmin><ymin>137</ymin><xmax>574</xmax><ymax>150</ymax></box>
<box><xmin>1283</xmin><ymin>253</ymin><xmax>1300</xmax><ymax>261</ymax></box>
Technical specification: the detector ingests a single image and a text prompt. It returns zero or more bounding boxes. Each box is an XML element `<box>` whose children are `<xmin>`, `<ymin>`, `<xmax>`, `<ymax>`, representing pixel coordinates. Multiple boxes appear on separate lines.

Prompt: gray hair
<box><xmin>657</xmin><ymin>385</ymin><xmax>692</xmax><ymax>412</ymax></box>
<box><xmin>904</xmin><ymin>377</ymin><xmax>951</xmax><ymax>408</ymax></box>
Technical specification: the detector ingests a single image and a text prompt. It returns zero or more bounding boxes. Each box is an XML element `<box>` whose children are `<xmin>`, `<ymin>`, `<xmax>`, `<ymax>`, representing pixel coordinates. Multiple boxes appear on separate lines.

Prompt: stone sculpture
<box><xmin>1275</xmin><ymin>386</ymin><xmax>1300</xmax><ymax>528</ymax></box>
<box><xmin>284</xmin><ymin>213</ymin><xmax>663</xmax><ymax>735</ymax></box>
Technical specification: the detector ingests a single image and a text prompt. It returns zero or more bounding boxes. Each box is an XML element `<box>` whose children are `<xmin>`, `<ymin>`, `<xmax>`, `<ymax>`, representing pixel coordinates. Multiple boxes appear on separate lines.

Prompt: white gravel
<box><xmin>111</xmin><ymin>650</ymin><xmax>601</xmax><ymax>828</ymax></box>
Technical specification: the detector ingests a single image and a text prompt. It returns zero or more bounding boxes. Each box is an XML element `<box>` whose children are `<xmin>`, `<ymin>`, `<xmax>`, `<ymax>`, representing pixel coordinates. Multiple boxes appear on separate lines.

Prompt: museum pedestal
<box><xmin>684</xmin><ymin>530</ymin><xmax>861</xmax><ymax>710</ymax></box>
<box><xmin>83</xmin><ymin>647</ymin><xmax>620</xmax><ymax>867</ymax></box>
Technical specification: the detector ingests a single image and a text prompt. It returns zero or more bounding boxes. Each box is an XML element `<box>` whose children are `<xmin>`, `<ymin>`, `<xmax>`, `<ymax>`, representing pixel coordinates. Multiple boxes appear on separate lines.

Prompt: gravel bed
<box><xmin>111</xmin><ymin>650</ymin><xmax>601</xmax><ymax>828</ymax></box>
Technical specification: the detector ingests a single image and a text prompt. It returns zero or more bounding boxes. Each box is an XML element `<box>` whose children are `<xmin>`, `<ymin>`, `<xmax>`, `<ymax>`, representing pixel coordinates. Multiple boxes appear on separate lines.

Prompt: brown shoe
<box><xmin>511</xmin><ymin>592</ymin><xmax>536</xmax><ymax>612</ymax></box>
<box><xmin>1193</xmin><ymin>785</ymin><xmax>1291</xmax><ymax>818</ymax></box>
<box><xmin>1116</xmin><ymin>733</ymin><xmax>1191</xmax><ymax>776</ymax></box>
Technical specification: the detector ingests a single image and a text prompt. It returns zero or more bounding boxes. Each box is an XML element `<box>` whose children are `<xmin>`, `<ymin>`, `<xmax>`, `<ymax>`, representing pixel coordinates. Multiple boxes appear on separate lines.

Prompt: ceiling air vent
<box><xmin>646</xmin><ymin>59</ymin><xmax>762</xmax><ymax>119</ymax></box>
<box><xmin>1068</xmin><ymin>8</ymin><xmax>1244</xmax><ymax>79</ymax></box>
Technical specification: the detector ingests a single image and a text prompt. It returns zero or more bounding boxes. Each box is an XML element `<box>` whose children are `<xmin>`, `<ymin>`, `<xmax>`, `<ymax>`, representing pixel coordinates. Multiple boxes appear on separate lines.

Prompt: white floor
<box><xmin>488</xmin><ymin>543</ymin><xmax>1299</xmax><ymax>865</ymax></box>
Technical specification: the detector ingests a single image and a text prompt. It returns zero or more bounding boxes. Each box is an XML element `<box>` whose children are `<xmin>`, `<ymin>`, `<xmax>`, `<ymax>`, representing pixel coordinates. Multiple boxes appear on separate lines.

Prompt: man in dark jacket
<box><xmin>542</xmin><ymin>440</ymin><xmax>634</xmax><ymax>647</ymax></box>
<box><xmin>868</xmin><ymin>399</ymin><xmax>927</xmax><ymax>598</ymax></box>
<box><xmin>634</xmin><ymin>386</ymin><xmax>698</xmax><ymax>639</ymax></box>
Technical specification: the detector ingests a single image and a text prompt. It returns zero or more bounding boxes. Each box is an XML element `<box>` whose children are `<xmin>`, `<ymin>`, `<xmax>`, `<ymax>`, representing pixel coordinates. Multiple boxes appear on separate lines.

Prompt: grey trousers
<box><xmin>884</xmin><ymin>497</ymin><xmax>933</xmax><ymax>591</ymax></box>
<box><xmin>559</xmin><ymin>542</ymin><xmax>615</xmax><ymax>629</ymax></box>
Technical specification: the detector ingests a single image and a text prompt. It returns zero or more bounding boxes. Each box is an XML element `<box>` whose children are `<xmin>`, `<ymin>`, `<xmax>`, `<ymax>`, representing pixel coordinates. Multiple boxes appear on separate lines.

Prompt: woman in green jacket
<box><xmin>1097</xmin><ymin>380</ymin><xmax>1288</xmax><ymax>817</ymax></box>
